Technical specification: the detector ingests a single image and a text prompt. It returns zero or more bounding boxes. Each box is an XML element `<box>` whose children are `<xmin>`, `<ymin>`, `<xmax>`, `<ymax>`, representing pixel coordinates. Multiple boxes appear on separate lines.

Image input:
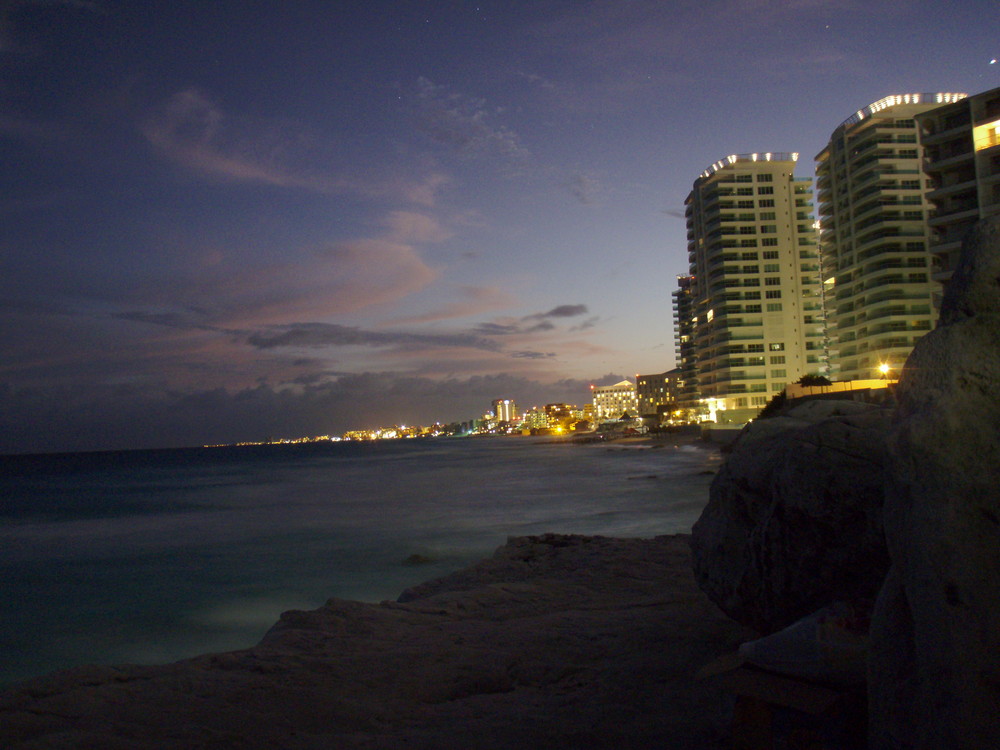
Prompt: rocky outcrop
<box><xmin>0</xmin><ymin>534</ymin><xmax>752</xmax><ymax>750</ymax></box>
<box><xmin>869</xmin><ymin>218</ymin><xmax>1000</xmax><ymax>749</ymax></box>
<box><xmin>690</xmin><ymin>399</ymin><xmax>892</xmax><ymax>634</ymax></box>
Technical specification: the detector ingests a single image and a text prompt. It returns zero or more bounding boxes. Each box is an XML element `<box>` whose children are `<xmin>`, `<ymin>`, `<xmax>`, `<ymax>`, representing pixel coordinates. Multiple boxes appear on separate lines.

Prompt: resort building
<box><xmin>683</xmin><ymin>152</ymin><xmax>823</xmax><ymax>424</ymax></box>
<box><xmin>590</xmin><ymin>380</ymin><xmax>638</xmax><ymax>422</ymax></box>
<box><xmin>815</xmin><ymin>94</ymin><xmax>964</xmax><ymax>381</ymax></box>
<box><xmin>672</xmin><ymin>275</ymin><xmax>699</xmax><ymax>414</ymax></box>
<box><xmin>491</xmin><ymin>398</ymin><xmax>517</xmax><ymax>423</ymax></box>
<box><xmin>635</xmin><ymin>369</ymin><xmax>681</xmax><ymax>421</ymax></box>
<box><xmin>915</xmin><ymin>87</ymin><xmax>1000</xmax><ymax>287</ymax></box>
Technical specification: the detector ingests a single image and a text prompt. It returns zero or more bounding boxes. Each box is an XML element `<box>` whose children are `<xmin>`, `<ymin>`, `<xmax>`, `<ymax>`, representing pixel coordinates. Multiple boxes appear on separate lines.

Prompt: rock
<box><xmin>869</xmin><ymin>218</ymin><xmax>1000</xmax><ymax>749</ymax></box>
<box><xmin>690</xmin><ymin>400</ymin><xmax>892</xmax><ymax>634</ymax></box>
<box><xmin>0</xmin><ymin>534</ymin><xmax>752</xmax><ymax>750</ymax></box>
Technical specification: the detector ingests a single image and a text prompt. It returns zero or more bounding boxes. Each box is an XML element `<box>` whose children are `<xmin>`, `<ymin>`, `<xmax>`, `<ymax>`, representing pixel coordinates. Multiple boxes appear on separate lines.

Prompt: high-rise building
<box><xmin>491</xmin><ymin>398</ymin><xmax>517</xmax><ymax>423</ymax></box>
<box><xmin>916</xmin><ymin>87</ymin><xmax>1000</xmax><ymax>286</ymax></box>
<box><xmin>683</xmin><ymin>153</ymin><xmax>822</xmax><ymax>424</ymax></box>
<box><xmin>816</xmin><ymin>94</ymin><xmax>964</xmax><ymax>381</ymax></box>
<box><xmin>672</xmin><ymin>275</ymin><xmax>698</xmax><ymax>413</ymax></box>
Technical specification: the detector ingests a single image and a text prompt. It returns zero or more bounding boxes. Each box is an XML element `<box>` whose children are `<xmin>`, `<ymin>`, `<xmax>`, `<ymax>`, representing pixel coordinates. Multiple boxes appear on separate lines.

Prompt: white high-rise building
<box><xmin>683</xmin><ymin>153</ymin><xmax>823</xmax><ymax>423</ymax></box>
<box><xmin>816</xmin><ymin>93</ymin><xmax>965</xmax><ymax>381</ymax></box>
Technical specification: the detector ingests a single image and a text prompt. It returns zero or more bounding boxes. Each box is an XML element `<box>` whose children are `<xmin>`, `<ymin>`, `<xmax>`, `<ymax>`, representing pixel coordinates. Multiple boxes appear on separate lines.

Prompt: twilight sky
<box><xmin>1</xmin><ymin>0</ymin><xmax>997</xmax><ymax>453</ymax></box>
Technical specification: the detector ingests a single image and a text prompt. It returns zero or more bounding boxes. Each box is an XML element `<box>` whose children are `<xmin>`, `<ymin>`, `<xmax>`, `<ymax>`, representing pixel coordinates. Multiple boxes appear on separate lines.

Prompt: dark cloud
<box><xmin>511</xmin><ymin>351</ymin><xmax>555</xmax><ymax>359</ymax></box>
<box><xmin>246</xmin><ymin>322</ymin><xmax>500</xmax><ymax>353</ymax></box>
<box><xmin>567</xmin><ymin>173</ymin><xmax>600</xmax><ymax>205</ymax></box>
<box><xmin>473</xmin><ymin>322</ymin><xmax>521</xmax><ymax>336</ymax></box>
<box><xmin>536</xmin><ymin>304</ymin><xmax>588</xmax><ymax>319</ymax></box>
<box><xmin>472</xmin><ymin>304</ymin><xmax>589</xmax><ymax>337</ymax></box>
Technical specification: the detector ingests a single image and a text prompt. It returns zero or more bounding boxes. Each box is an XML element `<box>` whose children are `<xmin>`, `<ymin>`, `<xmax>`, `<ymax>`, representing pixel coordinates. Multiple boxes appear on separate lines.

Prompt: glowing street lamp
<box><xmin>878</xmin><ymin>363</ymin><xmax>891</xmax><ymax>379</ymax></box>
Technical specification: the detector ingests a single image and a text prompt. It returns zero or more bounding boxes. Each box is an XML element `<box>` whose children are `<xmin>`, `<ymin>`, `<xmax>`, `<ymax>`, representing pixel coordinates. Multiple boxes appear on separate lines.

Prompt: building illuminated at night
<box><xmin>491</xmin><ymin>398</ymin><xmax>517</xmax><ymax>423</ymax></box>
<box><xmin>635</xmin><ymin>369</ymin><xmax>680</xmax><ymax>420</ymax></box>
<box><xmin>590</xmin><ymin>380</ymin><xmax>638</xmax><ymax>422</ymax></box>
<box><xmin>682</xmin><ymin>152</ymin><xmax>823</xmax><ymax>424</ymax></box>
<box><xmin>915</xmin><ymin>87</ymin><xmax>1000</xmax><ymax>286</ymax></box>
<box><xmin>816</xmin><ymin>93</ymin><xmax>964</xmax><ymax>381</ymax></box>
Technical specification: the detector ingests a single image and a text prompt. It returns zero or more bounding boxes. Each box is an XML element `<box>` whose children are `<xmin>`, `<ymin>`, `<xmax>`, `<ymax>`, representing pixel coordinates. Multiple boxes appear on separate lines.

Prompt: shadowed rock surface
<box><xmin>0</xmin><ymin>534</ymin><xmax>752</xmax><ymax>749</ymax></box>
<box><xmin>690</xmin><ymin>399</ymin><xmax>892</xmax><ymax>633</ymax></box>
<box><xmin>870</xmin><ymin>217</ymin><xmax>1000</xmax><ymax>749</ymax></box>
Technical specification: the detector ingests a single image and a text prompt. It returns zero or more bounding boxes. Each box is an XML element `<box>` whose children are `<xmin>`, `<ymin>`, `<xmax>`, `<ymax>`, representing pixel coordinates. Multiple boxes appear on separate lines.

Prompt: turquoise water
<box><xmin>0</xmin><ymin>437</ymin><xmax>719</xmax><ymax>687</ymax></box>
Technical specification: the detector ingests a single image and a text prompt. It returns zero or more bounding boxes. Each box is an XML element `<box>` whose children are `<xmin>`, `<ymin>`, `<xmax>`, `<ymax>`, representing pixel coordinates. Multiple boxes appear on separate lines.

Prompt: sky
<box><xmin>1</xmin><ymin>0</ymin><xmax>997</xmax><ymax>453</ymax></box>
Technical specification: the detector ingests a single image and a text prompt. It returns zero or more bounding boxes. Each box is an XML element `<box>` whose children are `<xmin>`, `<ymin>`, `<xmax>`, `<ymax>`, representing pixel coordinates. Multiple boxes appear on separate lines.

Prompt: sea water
<box><xmin>0</xmin><ymin>436</ymin><xmax>720</xmax><ymax>688</ymax></box>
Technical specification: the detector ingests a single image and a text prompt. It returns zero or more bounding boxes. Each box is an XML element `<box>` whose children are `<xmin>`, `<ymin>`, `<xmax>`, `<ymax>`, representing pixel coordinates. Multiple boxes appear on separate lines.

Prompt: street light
<box><xmin>878</xmin><ymin>363</ymin><xmax>891</xmax><ymax>379</ymax></box>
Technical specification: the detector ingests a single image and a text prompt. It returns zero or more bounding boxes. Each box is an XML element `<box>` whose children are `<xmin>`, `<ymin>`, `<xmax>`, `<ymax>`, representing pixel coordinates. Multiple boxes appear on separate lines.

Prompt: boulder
<box><xmin>870</xmin><ymin>217</ymin><xmax>1000</xmax><ymax>749</ymax></box>
<box><xmin>690</xmin><ymin>399</ymin><xmax>892</xmax><ymax>634</ymax></box>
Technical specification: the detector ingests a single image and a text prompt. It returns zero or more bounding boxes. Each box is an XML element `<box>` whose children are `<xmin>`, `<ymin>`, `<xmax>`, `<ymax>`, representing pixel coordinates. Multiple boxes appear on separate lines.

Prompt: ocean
<box><xmin>0</xmin><ymin>436</ymin><xmax>719</xmax><ymax>688</ymax></box>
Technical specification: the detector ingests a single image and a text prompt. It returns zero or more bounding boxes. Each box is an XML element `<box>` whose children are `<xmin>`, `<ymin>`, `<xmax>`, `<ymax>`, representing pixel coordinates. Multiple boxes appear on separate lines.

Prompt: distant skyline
<box><xmin>2</xmin><ymin>0</ymin><xmax>997</xmax><ymax>453</ymax></box>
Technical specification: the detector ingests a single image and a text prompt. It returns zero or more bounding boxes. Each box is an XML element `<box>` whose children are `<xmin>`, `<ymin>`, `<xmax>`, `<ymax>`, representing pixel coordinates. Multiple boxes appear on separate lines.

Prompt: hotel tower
<box><xmin>682</xmin><ymin>153</ymin><xmax>823</xmax><ymax>424</ymax></box>
<box><xmin>816</xmin><ymin>93</ymin><xmax>966</xmax><ymax>381</ymax></box>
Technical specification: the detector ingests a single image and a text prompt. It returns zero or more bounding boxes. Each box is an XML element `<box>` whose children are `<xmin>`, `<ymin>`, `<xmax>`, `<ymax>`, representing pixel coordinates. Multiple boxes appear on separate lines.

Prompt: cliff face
<box><xmin>691</xmin><ymin>217</ymin><xmax>1000</xmax><ymax>749</ymax></box>
<box><xmin>690</xmin><ymin>399</ymin><xmax>892</xmax><ymax>634</ymax></box>
<box><xmin>0</xmin><ymin>534</ymin><xmax>752</xmax><ymax>749</ymax></box>
<box><xmin>870</xmin><ymin>217</ymin><xmax>1000</xmax><ymax>750</ymax></box>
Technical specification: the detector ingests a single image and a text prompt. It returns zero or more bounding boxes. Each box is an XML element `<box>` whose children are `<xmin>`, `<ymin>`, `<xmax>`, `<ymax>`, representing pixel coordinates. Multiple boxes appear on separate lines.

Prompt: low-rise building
<box><xmin>591</xmin><ymin>380</ymin><xmax>638</xmax><ymax>422</ymax></box>
<box><xmin>636</xmin><ymin>369</ymin><xmax>681</xmax><ymax>421</ymax></box>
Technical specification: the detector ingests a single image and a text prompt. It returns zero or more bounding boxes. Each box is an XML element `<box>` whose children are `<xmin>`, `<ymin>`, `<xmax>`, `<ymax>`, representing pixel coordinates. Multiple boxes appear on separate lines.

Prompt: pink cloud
<box><xmin>387</xmin><ymin>285</ymin><xmax>517</xmax><ymax>325</ymax></box>
<box><xmin>142</xmin><ymin>89</ymin><xmax>453</xmax><ymax>206</ymax></box>
<box><xmin>382</xmin><ymin>210</ymin><xmax>453</xmax><ymax>244</ymax></box>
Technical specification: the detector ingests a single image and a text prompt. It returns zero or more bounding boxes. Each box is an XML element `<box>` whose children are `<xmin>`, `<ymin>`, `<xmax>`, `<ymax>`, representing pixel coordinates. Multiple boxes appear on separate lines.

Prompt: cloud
<box><xmin>516</xmin><ymin>70</ymin><xmax>557</xmax><ymax>91</ymax></box>
<box><xmin>567</xmin><ymin>173</ymin><xmax>600</xmax><ymax>205</ymax></box>
<box><xmin>143</xmin><ymin>89</ymin><xmax>319</xmax><ymax>188</ymax></box>
<box><xmin>246</xmin><ymin>322</ymin><xmax>501</xmax><ymax>353</ymax></box>
<box><xmin>532</xmin><ymin>304</ymin><xmax>589</xmax><ymax>319</ymax></box>
<box><xmin>113</xmin><ymin>230</ymin><xmax>440</xmax><ymax>330</ymax></box>
<box><xmin>511</xmin><ymin>350</ymin><xmax>555</xmax><ymax>359</ymax></box>
<box><xmin>142</xmin><ymin>89</ymin><xmax>452</xmax><ymax>206</ymax></box>
<box><xmin>473</xmin><ymin>303</ymin><xmax>590</xmax><ymax>337</ymax></box>
<box><xmin>413</xmin><ymin>77</ymin><xmax>530</xmax><ymax>163</ymax></box>
<box><xmin>382</xmin><ymin>210</ymin><xmax>453</xmax><ymax>244</ymax></box>
<box><xmin>387</xmin><ymin>285</ymin><xmax>516</xmax><ymax>325</ymax></box>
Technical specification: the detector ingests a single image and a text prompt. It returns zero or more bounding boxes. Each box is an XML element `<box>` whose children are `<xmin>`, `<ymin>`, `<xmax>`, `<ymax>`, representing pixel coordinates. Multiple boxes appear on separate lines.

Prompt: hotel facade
<box><xmin>916</xmin><ymin>86</ymin><xmax>1000</xmax><ymax>286</ymax></box>
<box><xmin>815</xmin><ymin>93</ymin><xmax>965</xmax><ymax>381</ymax></box>
<box><xmin>681</xmin><ymin>153</ymin><xmax>823</xmax><ymax>424</ymax></box>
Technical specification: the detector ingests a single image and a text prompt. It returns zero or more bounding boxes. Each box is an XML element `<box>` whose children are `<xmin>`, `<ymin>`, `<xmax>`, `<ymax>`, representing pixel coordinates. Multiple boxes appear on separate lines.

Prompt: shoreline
<box><xmin>0</xmin><ymin>533</ymin><xmax>750</xmax><ymax>749</ymax></box>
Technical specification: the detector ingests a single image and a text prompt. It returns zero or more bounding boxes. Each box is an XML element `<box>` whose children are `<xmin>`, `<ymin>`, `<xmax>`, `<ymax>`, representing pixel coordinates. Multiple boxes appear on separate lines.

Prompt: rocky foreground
<box><xmin>0</xmin><ymin>534</ymin><xmax>752</xmax><ymax>749</ymax></box>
